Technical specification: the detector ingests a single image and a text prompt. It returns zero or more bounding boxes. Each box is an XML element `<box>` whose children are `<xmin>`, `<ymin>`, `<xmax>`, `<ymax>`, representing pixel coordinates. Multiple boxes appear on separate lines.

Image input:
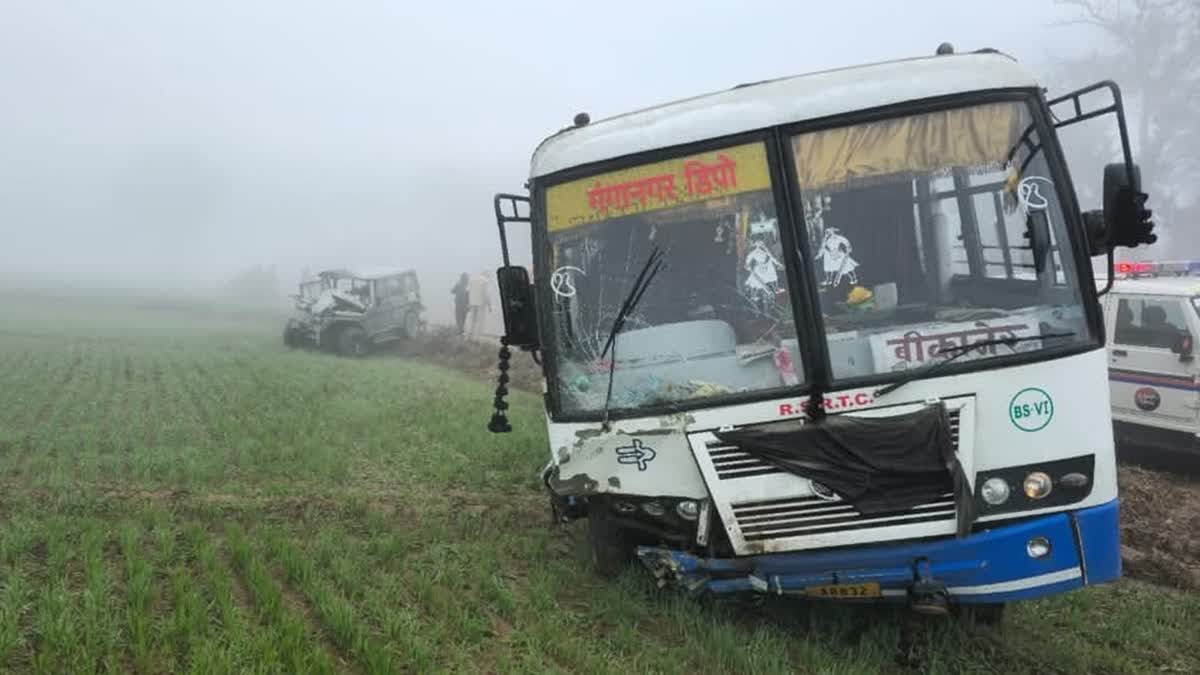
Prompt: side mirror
<box><xmin>1102</xmin><ymin>163</ymin><xmax>1156</xmax><ymax>249</ymax></box>
<box><xmin>1082</xmin><ymin>211</ymin><xmax>1107</xmax><ymax>257</ymax></box>
<box><xmin>1172</xmin><ymin>333</ymin><xmax>1194</xmax><ymax>361</ymax></box>
<box><xmin>496</xmin><ymin>265</ymin><xmax>538</xmax><ymax>348</ymax></box>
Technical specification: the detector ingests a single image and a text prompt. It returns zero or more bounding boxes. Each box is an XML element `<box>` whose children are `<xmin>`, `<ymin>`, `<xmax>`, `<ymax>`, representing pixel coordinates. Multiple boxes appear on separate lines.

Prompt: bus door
<box><xmin>1107</xmin><ymin>292</ymin><xmax>1200</xmax><ymax>431</ymax></box>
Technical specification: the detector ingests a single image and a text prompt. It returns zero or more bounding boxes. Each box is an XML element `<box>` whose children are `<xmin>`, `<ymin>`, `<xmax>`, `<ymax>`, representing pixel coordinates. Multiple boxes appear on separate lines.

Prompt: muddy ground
<box><xmin>398</xmin><ymin>327</ymin><xmax>1200</xmax><ymax>591</ymax></box>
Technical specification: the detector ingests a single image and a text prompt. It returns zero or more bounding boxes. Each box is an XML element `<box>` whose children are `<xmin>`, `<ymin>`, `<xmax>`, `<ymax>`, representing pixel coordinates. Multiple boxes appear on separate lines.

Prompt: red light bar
<box><xmin>1115</xmin><ymin>262</ymin><xmax>1156</xmax><ymax>277</ymax></box>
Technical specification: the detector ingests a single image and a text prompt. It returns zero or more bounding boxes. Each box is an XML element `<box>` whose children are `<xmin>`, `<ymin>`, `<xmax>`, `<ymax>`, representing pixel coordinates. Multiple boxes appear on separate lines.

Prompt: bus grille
<box><xmin>705</xmin><ymin>408</ymin><xmax>961</xmax><ymax>481</ymax></box>
<box><xmin>733</xmin><ymin>493</ymin><xmax>956</xmax><ymax>541</ymax></box>
<box><xmin>688</xmin><ymin>398</ymin><xmax>973</xmax><ymax>554</ymax></box>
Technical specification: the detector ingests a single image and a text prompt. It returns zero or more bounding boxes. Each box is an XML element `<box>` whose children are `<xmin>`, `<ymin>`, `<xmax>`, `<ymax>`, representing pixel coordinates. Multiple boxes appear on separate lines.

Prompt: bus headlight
<box><xmin>981</xmin><ymin>477</ymin><xmax>1011</xmax><ymax>505</ymax></box>
<box><xmin>1023</xmin><ymin>472</ymin><xmax>1053</xmax><ymax>500</ymax></box>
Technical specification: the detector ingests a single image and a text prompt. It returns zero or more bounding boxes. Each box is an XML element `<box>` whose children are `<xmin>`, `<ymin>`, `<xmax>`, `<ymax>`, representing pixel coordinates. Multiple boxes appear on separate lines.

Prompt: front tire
<box><xmin>283</xmin><ymin>320</ymin><xmax>302</xmax><ymax>348</ymax></box>
<box><xmin>336</xmin><ymin>325</ymin><xmax>369</xmax><ymax>358</ymax></box>
<box><xmin>402</xmin><ymin>311</ymin><xmax>420</xmax><ymax>339</ymax></box>
<box><xmin>588</xmin><ymin>501</ymin><xmax>635</xmax><ymax>578</ymax></box>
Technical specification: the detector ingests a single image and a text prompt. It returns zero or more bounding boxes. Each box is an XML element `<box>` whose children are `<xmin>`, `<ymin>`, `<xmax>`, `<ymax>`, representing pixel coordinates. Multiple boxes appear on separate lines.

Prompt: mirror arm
<box><xmin>1097</xmin><ymin>247</ymin><xmax>1115</xmax><ymax>297</ymax></box>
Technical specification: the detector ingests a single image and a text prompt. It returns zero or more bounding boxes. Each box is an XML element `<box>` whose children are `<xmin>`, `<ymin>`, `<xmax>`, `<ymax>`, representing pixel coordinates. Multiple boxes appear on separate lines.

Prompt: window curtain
<box><xmin>793</xmin><ymin>102</ymin><xmax>1025</xmax><ymax>192</ymax></box>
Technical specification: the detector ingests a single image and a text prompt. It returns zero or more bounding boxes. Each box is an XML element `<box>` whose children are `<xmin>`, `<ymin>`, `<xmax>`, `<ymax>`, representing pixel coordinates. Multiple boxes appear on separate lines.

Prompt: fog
<box><xmin>1</xmin><ymin>0</ymin><xmax>1193</xmax><ymax>323</ymax></box>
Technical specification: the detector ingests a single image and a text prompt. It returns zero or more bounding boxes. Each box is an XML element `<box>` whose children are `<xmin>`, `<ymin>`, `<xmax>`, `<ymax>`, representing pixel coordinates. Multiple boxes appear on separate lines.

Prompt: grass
<box><xmin>0</xmin><ymin>291</ymin><xmax>1197</xmax><ymax>674</ymax></box>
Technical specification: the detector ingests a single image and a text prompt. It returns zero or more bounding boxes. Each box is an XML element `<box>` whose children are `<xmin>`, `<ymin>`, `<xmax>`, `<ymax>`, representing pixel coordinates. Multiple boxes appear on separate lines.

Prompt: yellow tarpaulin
<box><xmin>791</xmin><ymin>102</ymin><xmax>1026</xmax><ymax>191</ymax></box>
<box><xmin>545</xmin><ymin>142</ymin><xmax>773</xmax><ymax>232</ymax></box>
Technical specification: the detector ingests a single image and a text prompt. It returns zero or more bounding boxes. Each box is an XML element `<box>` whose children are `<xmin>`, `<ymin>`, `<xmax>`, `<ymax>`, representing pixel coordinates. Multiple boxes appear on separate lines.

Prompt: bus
<box><xmin>486</xmin><ymin>45</ymin><xmax>1155</xmax><ymax>621</ymax></box>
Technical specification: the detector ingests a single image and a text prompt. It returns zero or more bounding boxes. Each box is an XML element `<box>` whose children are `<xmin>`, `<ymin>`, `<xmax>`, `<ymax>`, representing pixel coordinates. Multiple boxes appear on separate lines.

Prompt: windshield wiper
<box><xmin>600</xmin><ymin>246</ymin><xmax>665</xmax><ymax>428</ymax></box>
<box><xmin>874</xmin><ymin>331</ymin><xmax>1076</xmax><ymax>399</ymax></box>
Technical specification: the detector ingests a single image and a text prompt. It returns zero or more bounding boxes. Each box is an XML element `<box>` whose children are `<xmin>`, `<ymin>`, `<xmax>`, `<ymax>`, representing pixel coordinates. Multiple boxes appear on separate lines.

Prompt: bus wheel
<box><xmin>588</xmin><ymin>502</ymin><xmax>633</xmax><ymax>578</ymax></box>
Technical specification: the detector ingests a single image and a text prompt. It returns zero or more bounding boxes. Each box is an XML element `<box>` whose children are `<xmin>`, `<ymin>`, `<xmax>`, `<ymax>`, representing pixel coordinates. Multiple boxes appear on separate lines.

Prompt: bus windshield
<box><xmin>790</xmin><ymin>100</ymin><xmax>1091</xmax><ymax>380</ymax></box>
<box><xmin>541</xmin><ymin>99</ymin><xmax>1095</xmax><ymax>415</ymax></box>
<box><xmin>544</xmin><ymin>141</ymin><xmax>804</xmax><ymax>414</ymax></box>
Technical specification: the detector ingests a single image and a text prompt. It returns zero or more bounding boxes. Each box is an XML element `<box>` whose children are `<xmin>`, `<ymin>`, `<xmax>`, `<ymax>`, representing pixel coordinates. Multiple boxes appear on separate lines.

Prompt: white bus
<box><xmin>486</xmin><ymin>45</ymin><xmax>1155</xmax><ymax>621</ymax></box>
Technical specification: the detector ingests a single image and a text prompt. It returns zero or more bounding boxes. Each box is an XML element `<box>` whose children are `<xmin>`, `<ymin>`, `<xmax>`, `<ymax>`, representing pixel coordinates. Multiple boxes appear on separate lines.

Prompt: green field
<box><xmin>0</xmin><ymin>295</ymin><xmax>1197</xmax><ymax>674</ymax></box>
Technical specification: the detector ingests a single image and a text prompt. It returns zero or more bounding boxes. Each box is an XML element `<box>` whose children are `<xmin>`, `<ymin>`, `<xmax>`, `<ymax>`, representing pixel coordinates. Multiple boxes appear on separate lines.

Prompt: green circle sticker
<box><xmin>1009</xmin><ymin>387</ymin><xmax>1054</xmax><ymax>432</ymax></box>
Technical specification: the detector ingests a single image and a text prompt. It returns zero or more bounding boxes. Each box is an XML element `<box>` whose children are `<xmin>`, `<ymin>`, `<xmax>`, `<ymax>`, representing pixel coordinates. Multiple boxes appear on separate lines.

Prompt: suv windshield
<box><xmin>790</xmin><ymin>100</ymin><xmax>1091</xmax><ymax>379</ymax></box>
<box><xmin>544</xmin><ymin>141</ymin><xmax>804</xmax><ymax>414</ymax></box>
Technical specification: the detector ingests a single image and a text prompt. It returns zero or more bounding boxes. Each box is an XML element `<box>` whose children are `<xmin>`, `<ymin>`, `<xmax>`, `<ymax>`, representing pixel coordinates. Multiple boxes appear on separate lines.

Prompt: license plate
<box><xmin>804</xmin><ymin>582</ymin><xmax>882</xmax><ymax>599</ymax></box>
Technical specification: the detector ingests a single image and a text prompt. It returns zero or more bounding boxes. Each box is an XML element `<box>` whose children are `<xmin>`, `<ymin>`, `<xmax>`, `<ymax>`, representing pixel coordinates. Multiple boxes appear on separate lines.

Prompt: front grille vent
<box><xmin>705</xmin><ymin>408</ymin><xmax>961</xmax><ymax>481</ymax></box>
<box><xmin>732</xmin><ymin>493</ymin><xmax>957</xmax><ymax>541</ymax></box>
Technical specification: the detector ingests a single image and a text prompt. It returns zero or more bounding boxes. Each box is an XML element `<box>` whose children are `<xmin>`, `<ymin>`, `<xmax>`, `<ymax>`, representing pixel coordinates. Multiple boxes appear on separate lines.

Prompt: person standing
<box><xmin>451</xmin><ymin>273</ymin><xmax>470</xmax><ymax>335</ymax></box>
<box><xmin>466</xmin><ymin>269</ymin><xmax>492</xmax><ymax>338</ymax></box>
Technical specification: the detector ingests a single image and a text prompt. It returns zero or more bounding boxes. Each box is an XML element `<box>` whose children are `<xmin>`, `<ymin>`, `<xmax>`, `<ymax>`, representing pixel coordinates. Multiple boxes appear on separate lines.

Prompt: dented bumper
<box><xmin>637</xmin><ymin>499</ymin><xmax>1120</xmax><ymax>604</ymax></box>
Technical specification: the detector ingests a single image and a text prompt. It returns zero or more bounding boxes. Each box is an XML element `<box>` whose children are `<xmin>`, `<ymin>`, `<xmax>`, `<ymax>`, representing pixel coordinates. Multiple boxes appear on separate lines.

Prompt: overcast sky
<box><xmin>1</xmin><ymin>0</ymin><xmax>1098</xmax><ymax>315</ymax></box>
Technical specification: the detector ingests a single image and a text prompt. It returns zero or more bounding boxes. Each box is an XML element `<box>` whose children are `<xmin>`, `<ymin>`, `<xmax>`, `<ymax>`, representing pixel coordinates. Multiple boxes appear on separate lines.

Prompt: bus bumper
<box><xmin>635</xmin><ymin>499</ymin><xmax>1120</xmax><ymax>604</ymax></box>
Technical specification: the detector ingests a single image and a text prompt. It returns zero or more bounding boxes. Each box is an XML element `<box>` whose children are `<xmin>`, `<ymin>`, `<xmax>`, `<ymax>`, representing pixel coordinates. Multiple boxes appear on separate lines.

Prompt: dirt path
<box><xmin>1118</xmin><ymin>465</ymin><xmax>1200</xmax><ymax>589</ymax></box>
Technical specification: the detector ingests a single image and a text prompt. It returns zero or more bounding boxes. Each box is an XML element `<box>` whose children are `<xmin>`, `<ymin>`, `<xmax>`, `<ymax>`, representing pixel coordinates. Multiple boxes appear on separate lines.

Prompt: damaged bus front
<box><xmin>488</xmin><ymin>48</ymin><xmax>1155</xmax><ymax>618</ymax></box>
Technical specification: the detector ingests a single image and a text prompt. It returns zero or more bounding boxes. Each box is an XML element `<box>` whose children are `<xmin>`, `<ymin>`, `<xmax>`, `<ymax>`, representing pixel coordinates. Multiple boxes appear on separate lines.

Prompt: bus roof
<box><xmin>530</xmin><ymin>50</ymin><xmax>1036</xmax><ymax>179</ymax></box>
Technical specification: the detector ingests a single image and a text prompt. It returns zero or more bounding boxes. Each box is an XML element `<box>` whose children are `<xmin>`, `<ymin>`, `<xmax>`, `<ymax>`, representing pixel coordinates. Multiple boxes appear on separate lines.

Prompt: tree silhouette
<box><xmin>1051</xmin><ymin>0</ymin><xmax>1199</xmax><ymax>253</ymax></box>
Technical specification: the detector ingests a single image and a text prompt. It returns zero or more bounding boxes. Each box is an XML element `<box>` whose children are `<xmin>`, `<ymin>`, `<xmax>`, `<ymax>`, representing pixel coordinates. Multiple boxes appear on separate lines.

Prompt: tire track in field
<box><xmin>97</xmin><ymin>353</ymin><xmax>134</xmax><ymax>457</ymax></box>
<box><xmin>0</xmin><ymin>480</ymin><xmax>548</xmax><ymax>525</ymax></box>
<box><xmin>299</xmin><ymin>530</ymin><xmax>442</xmax><ymax>672</ymax></box>
<box><xmin>114</xmin><ymin>355</ymin><xmax>136</xmax><ymax>455</ymax></box>
<box><xmin>100</xmin><ymin>534</ymin><xmax>135</xmax><ymax>674</ymax></box>
<box><xmin>222</xmin><ymin>526</ymin><xmax>348</xmax><ymax>674</ymax></box>
<box><xmin>0</xmin><ymin>344</ymin><xmax>37</xmax><ymax>431</ymax></box>
<box><xmin>68</xmin><ymin>347</ymin><xmax>121</xmax><ymax>485</ymax></box>
<box><xmin>0</xmin><ymin>526</ymin><xmax>48</xmax><ymax>672</ymax></box>
<box><xmin>215</xmin><ymin>543</ymin><xmax>257</xmax><ymax>628</ymax></box>
<box><xmin>260</xmin><ymin>526</ymin><xmax>396</xmax><ymax>674</ymax></box>
<box><xmin>22</xmin><ymin>351</ymin><xmax>83</xmax><ymax>455</ymax></box>
<box><xmin>269</xmin><ymin>561</ymin><xmax>366</xmax><ymax>675</ymax></box>
<box><xmin>151</xmin><ymin>358</ymin><xmax>171</xmax><ymax>449</ymax></box>
<box><xmin>237</xmin><ymin>527</ymin><xmax>363</xmax><ymax>674</ymax></box>
<box><xmin>24</xmin><ymin>519</ymin><xmax>83</xmax><ymax>672</ymax></box>
<box><xmin>91</xmin><ymin>350</ymin><xmax>117</xmax><ymax>456</ymax></box>
<box><xmin>118</xmin><ymin>519</ymin><xmax>167</xmax><ymax>672</ymax></box>
<box><xmin>178</xmin><ymin>359</ymin><xmax>220</xmax><ymax>448</ymax></box>
<box><xmin>141</xmin><ymin>359</ymin><xmax>161</xmax><ymax>447</ymax></box>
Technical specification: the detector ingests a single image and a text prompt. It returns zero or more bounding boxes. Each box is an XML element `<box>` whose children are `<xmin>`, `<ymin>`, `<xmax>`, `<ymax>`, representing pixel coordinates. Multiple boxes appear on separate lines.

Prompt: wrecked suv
<box><xmin>283</xmin><ymin>267</ymin><xmax>424</xmax><ymax>357</ymax></box>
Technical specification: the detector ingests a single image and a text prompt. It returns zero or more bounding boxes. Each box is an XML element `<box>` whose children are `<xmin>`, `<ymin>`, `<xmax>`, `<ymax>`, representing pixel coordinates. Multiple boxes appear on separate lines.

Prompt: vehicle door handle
<box><xmin>1112</xmin><ymin>349</ymin><xmax>1128</xmax><ymax>357</ymax></box>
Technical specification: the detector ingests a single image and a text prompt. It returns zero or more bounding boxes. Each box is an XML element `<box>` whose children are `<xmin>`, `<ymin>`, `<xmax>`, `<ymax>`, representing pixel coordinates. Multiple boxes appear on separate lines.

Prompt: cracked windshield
<box><xmin>792</xmin><ymin>100</ymin><xmax>1091</xmax><ymax>379</ymax></box>
<box><xmin>545</xmin><ymin>142</ymin><xmax>803</xmax><ymax>413</ymax></box>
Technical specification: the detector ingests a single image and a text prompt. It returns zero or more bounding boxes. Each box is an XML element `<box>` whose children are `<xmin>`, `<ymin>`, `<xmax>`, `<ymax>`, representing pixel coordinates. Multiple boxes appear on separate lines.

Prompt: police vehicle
<box><xmin>1101</xmin><ymin>260</ymin><xmax>1200</xmax><ymax>456</ymax></box>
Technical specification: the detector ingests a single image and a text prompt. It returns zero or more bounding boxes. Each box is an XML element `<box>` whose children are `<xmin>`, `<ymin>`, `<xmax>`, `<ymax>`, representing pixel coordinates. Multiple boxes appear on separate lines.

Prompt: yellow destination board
<box><xmin>545</xmin><ymin>142</ymin><xmax>772</xmax><ymax>232</ymax></box>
